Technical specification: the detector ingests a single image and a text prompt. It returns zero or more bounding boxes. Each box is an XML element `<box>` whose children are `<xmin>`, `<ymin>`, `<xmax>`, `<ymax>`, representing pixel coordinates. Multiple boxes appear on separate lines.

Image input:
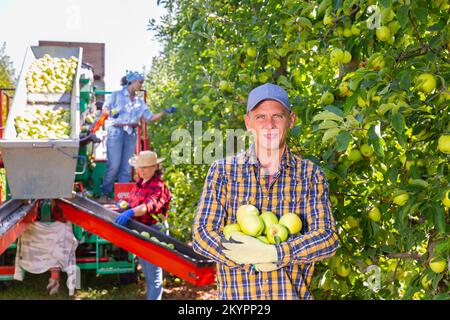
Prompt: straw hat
<box><xmin>128</xmin><ymin>150</ymin><xmax>165</xmax><ymax>168</ymax></box>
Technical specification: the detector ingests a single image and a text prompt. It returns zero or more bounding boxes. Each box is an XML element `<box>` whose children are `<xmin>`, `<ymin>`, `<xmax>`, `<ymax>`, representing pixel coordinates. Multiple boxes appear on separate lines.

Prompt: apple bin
<box><xmin>0</xmin><ymin>46</ymin><xmax>82</xmax><ymax>199</ymax></box>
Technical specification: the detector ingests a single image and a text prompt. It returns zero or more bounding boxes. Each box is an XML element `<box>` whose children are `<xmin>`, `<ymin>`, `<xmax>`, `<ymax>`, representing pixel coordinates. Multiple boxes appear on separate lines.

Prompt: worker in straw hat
<box><xmin>114</xmin><ymin>150</ymin><xmax>172</xmax><ymax>300</ymax></box>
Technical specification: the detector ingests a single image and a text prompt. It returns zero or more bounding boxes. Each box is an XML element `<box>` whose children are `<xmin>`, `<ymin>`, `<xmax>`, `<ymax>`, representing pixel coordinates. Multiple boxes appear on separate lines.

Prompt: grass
<box><xmin>0</xmin><ymin>270</ymin><xmax>145</xmax><ymax>300</ymax></box>
<box><xmin>0</xmin><ymin>269</ymin><xmax>217</xmax><ymax>300</ymax></box>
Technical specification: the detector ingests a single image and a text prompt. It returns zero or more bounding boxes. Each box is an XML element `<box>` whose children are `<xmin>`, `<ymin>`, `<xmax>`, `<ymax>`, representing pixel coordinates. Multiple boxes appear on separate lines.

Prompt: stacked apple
<box><xmin>223</xmin><ymin>204</ymin><xmax>303</xmax><ymax>245</ymax></box>
<box><xmin>135</xmin><ymin>230</ymin><xmax>175</xmax><ymax>250</ymax></box>
<box><xmin>26</xmin><ymin>54</ymin><xmax>78</xmax><ymax>93</ymax></box>
<box><xmin>14</xmin><ymin>107</ymin><xmax>71</xmax><ymax>139</ymax></box>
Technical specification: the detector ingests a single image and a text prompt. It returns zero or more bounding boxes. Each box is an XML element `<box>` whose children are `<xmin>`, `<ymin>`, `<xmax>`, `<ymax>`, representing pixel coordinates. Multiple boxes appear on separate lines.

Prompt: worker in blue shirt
<box><xmin>98</xmin><ymin>70</ymin><xmax>176</xmax><ymax>203</ymax></box>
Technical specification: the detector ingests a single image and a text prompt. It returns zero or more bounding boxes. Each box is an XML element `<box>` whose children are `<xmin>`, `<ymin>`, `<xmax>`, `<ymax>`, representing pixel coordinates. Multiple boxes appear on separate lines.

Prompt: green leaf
<box><xmin>322</xmin><ymin>127</ymin><xmax>341</xmax><ymax>144</ymax></box>
<box><xmin>379</xmin><ymin>0</ymin><xmax>392</xmax><ymax>8</ymax></box>
<box><xmin>413</xmin><ymin>7</ymin><xmax>428</xmax><ymax>25</ymax></box>
<box><xmin>397</xmin><ymin>6</ymin><xmax>409</xmax><ymax>28</ymax></box>
<box><xmin>432</xmin><ymin>204</ymin><xmax>446</xmax><ymax>234</ymax></box>
<box><xmin>318</xmin><ymin>120</ymin><xmax>339</xmax><ymax>130</ymax></box>
<box><xmin>312</xmin><ymin>110</ymin><xmax>344</xmax><ymax>122</ymax></box>
<box><xmin>391</xmin><ymin>112</ymin><xmax>405</xmax><ymax>135</ymax></box>
<box><xmin>325</xmin><ymin>106</ymin><xmax>344</xmax><ymax>117</ymax></box>
<box><xmin>368</xmin><ymin>125</ymin><xmax>385</xmax><ymax>158</ymax></box>
<box><xmin>317</xmin><ymin>0</ymin><xmax>332</xmax><ymax>16</ymax></box>
<box><xmin>298</xmin><ymin>17</ymin><xmax>313</xmax><ymax>29</ymax></box>
<box><xmin>334</xmin><ymin>131</ymin><xmax>352</xmax><ymax>152</ymax></box>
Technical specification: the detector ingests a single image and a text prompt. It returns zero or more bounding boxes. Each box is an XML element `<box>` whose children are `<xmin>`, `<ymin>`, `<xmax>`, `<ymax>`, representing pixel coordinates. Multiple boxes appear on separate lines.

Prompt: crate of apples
<box><xmin>223</xmin><ymin>204</ymin><xmax>303</xmax><ymax>244</ymax></box>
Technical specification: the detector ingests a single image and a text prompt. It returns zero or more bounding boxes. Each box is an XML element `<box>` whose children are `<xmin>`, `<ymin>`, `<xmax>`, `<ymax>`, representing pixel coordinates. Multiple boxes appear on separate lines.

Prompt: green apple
<box><xmin>421</xmin><ymin>274</ymin><xmax>432</xmax><ymax>289</ymax></box>
<box><xmin>368</xmin><ymin>207</ymin><xmax>381</xmax><ymax>222</ymax></box>
<box><xmin>351</xmin><ymin>24</ymin><xmax>360</xmax><ymax>35</ymax></box>
<box><xmin>342</xmin><ymin>51</ymin><xmax>352</xmax><ymax>64</ymax></box>
<box><xmin>429</xmin><ymin>256</ymin><xmax>447</xmax><ymax>273</ymax></box>
<box><xmin>343</xmin><ymin>28</ymin><xmax>353</xmax><ymax>38</ymax></box>
<box><xmin>259</xmin><ymin>211</ymin><xmax>279</xmax><ymax>235</ymax></box>
<box><xmin>246</xmin><ymin>47</ymin><xmax>257</xmax><ymax>58</ymax></box>
<box><xmin>376</xmin><ymin>26</ymin><xmax>391</xmax><ymax>42</ymax></box>
<box><xmin>279</xmin><ymin>213</ymin><xmax>302</xmax><ymax>235</ymax></box>
<box><xmin>443</xmin><ymin>189</ymin><xmax>450</xmax><ymax>208</ymax></box>
<box><xmin>348</xmin><ymin>149</ymin><xmax>362</xmax><ymax>162</ymax></box>
<box><xmin>320</xmin><ymin>91</ymin><xmax>335</xmax><ymax>105</ymax></box>
<box><xmin>346</xmin><ymin>216</ymin><xmax>359</xmax><ymax>228</ymax></box>
<box><xmin>223</xmin><ymin>223</ymin><xmax>242</xmax><ymax>240</ymax></box>
<box><xmin>360</xmin><ymin>144</ymin><xmax>374</xmax><ymax>157</ymax></box>
<box><xmin>239</xmin><ymin>215</ymin><xmax>264</xmax><ymax>237</ymax></box>
<box><xmin>393</xmin><ymin>192</ymin><xmax>409</xmax><ymax>206</ymax></box>
<box><xmin>336</xmin><ymin>263</ymin><xmax>351</xmax><ymax>277</ymax></box>
<box><xmin>415</xmin><ymin>73</ymin><xmax>437</xmax><ymax>94</ymax></box>
<box><xmin>236</xmin><ymin>204</ymin><xmax>260</xmax><ymax>225</ymax></box>
<box><xmin>118</xmin><ymin>200</ymin><xmax>129</xmax><ymax>210</ymax></box>
<box><xmin>257</xmin><ymin>235</ymin><xmax>270</xmax><ymax>244</ymax></box>
<box><xmin>330</xmin><ymin>48</ymin><xmax>344</xmax><ymax>64</ymax></box>
<box><xmin>266</xmin><ymin>224</ymin><xmax>289</xmax><ymax>244</ymax></box>
<box><xmin>338</xmin><ymin>81</ymin><xmax>350</xmax><ymax>97</ymax></box>
<box><xmin>141</xmin><ymin>231</ymin><xmax>151</xmax><ymax>239</ymax></box>
<box><xmin>437</xmin><ymin>135</ymin><xmax>450</xmax><ymax>153</ymax></box>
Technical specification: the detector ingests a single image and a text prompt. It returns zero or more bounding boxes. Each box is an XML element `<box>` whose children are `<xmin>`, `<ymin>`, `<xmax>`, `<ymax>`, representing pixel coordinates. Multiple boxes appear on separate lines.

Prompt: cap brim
<box><xmin>248</xmin><ymin>97</ymin><xmax>290</xmax><ymax>112</ymax></box>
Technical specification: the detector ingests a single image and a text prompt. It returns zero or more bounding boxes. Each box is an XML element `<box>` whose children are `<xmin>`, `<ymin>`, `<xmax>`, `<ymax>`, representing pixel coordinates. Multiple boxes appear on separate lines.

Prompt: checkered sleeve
<box><xmin>192</xmin><ymin>161</ymin><xmax>253</xmax><ymax>271</ymax></box>
<box><xmin>276</xmin><ymin>165</ymin><xmax>339</xmax><ymax>266</ymax></box>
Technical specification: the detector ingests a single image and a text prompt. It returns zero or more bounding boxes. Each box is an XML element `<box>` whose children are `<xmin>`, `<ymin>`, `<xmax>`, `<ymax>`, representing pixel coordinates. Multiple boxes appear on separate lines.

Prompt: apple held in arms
<box><xmin>223</xmin><ymin>205</ymin><xmax>303</xmax><ymax>244</ymax></box>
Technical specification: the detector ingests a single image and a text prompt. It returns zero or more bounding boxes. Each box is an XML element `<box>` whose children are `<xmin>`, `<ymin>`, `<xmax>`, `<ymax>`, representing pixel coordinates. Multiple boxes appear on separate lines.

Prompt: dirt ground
<box><xmin>162</xmin><ymin>275</ymin><xmax>218</xmax><ymax>300</ymax></box>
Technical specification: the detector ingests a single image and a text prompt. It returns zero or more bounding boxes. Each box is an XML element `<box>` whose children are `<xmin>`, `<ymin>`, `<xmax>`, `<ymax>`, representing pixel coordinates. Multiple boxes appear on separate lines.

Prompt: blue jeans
<box><xmin>101</xmin><ymin>126</ymin><xmax>137</xmax><ymax>195</ymax></box>
<box><xmin>139</xmin><ymin>221</ymin><xmax>169</xmax><ymax>300</ymax></box>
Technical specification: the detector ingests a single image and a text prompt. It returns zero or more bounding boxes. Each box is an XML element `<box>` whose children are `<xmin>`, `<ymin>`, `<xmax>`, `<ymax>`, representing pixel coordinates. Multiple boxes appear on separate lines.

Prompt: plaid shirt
<box><xmin>128</xmin><ymin>173</ymin><xmax>172</xmax><ymax>226</ymax></box>
<box><xmin>193</xmin><ymin>145</ymin><xmax>338</xmax><ymax>300</ymax></box>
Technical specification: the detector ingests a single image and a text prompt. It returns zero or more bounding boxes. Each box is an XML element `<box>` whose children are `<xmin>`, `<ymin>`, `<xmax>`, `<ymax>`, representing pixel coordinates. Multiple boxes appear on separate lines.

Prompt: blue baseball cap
<box><xmin>125</xmin><ymin>70</ymin><xmax>144</xmax><ymax>83</ymax></box>
<box><xmin>247</xmin><ymin>83</ymin><xmax>291</xmax><ymax>113</ymax></box>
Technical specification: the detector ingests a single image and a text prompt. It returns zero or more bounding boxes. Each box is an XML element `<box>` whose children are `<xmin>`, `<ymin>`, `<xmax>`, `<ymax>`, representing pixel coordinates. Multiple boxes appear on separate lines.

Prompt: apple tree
<box><xmin>146</xmin><ymin>0</ymin><xmax>449</xmax><ymax>299</ymax></box>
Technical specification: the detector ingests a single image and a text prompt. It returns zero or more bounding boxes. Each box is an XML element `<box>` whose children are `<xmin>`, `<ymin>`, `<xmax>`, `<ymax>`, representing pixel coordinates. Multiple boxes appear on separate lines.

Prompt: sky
<box><xmin>0</xmin><ymin>0</ymin><xmax>166</xmax><ymax>90</ymax></box>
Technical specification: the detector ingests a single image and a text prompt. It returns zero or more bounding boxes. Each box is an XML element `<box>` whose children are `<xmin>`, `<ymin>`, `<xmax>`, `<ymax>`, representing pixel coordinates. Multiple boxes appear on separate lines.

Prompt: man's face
<box><xmin>244</xmin><ymin>100</ymin><xmax>295</xmax><ymax>152</ymax></box>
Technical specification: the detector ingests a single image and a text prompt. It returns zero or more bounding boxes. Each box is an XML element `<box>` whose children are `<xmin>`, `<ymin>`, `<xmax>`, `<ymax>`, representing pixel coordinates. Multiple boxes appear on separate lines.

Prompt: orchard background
<box><xmin>145</xmin><ymin>0</ymin><xmax>449</xmax><ymax>300</ymax></box>
<box><xmin>0</xmin><ymin>0</ymin><xmax>448</xmax><ymax>300</ymax></box>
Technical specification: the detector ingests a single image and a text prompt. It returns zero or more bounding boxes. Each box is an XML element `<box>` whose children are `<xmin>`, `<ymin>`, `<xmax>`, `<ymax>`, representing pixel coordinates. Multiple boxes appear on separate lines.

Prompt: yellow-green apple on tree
<box><xmin>393</xmin><ymin>191</ymin><xmax>409</xmax><ymax>206</ymax></box>
<box><xmin>348</xmin><ymin>149</ymin><xmax>362</xmax><ymax>162</ymax></box>
<box><xmin>437</xmin><ymin>135</ymin><xmax>450</xmax><ymax>153</ymax></box>
<box><xmin>443</xmin><ymin>189</ymin><xmax>450</xmax><ymax>208</ymax></box>
<box><xmin>320</xmin><ymin>91</ymin><xmax>335</xmax><ymax>105</ymax></box>
<box><xmin>360</xmin><ymin>144</ymin><xmax>374</xmax><ymax>157</ymax></box>
<box><xmin>415</xmin><ymin>73</ymin><xmax>437</xmax><ymax>94</ymax></box>
<box><xmin>429</xmin><ymin>256</ymin><xmax>447</xmax><ymax>273</ymax></box>
<box><xmin>368</xmin><ymin>207</ymin><xmax>381</xmax><ymax>222</ymax></box>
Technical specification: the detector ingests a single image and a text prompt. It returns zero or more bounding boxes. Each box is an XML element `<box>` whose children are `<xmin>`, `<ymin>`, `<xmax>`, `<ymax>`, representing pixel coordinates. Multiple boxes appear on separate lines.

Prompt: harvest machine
<box><xmin>0</xmin><ymin>45</ymin><xmax>215</xmax><ymax>290</ymax></box>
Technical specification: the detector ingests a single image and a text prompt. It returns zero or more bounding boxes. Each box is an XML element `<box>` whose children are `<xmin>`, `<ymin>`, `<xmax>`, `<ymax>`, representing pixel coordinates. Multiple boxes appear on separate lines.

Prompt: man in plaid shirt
<box><xmin>193</xmin><ymin>83</ymin><xmax>338</xmax><ymax>300</ymax></box>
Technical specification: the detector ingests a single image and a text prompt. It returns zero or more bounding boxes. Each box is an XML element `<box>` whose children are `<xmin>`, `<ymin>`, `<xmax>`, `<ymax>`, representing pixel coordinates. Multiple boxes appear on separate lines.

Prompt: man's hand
<box><xmin>114</xmin><ymin>208</ymin><xmax>134</xmax><ymax>226</ymax></box>
<box><xmin>222</xmin><ymin>233</ymin><xmax>278</xmax><ymax>264</ymax></box>
<box><xmin>164</xmin><ymin>106</ymin><xmax>177</xmax><ymax>114</ymax></box>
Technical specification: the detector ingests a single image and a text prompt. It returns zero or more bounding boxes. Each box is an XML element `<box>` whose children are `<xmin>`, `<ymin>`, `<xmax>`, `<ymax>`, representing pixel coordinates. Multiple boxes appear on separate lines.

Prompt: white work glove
<box><xmin>222</xmin><ymin>233</ymin><xmax>278</xmax><ymax>264</ymax></box>
<box><xmin>254</xmin><ymin>263</ymin><xmax>281</xmax><ymax>272</ymax></box>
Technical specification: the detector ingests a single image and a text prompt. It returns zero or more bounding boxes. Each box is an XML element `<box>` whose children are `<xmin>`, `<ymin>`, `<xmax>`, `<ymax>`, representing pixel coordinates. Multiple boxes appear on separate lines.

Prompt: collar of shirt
<box><xmin>244</xmin><ymin>143</ymin><xmax>297</xmax><ymax>169</ymax></box>
<box><xmin>136</xmin><ymin>173</ymin><xmax>161</xmax><ymax>188</ymax></box>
